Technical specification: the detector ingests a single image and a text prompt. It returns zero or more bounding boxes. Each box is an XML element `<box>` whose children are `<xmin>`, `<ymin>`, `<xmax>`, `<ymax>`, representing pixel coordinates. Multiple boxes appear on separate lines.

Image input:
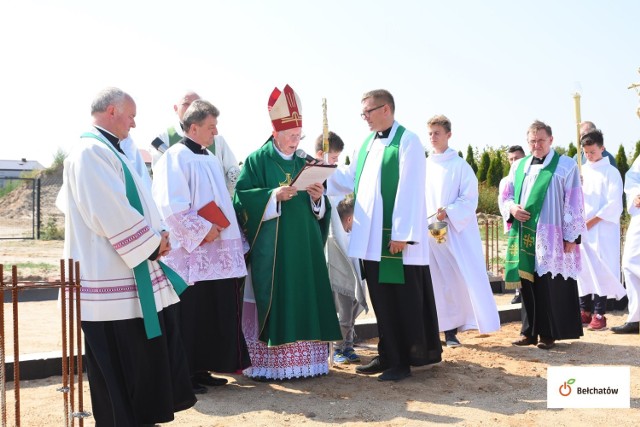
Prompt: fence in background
<box><xmin>0</xmin><ymin>172</ymin><xmax>64</xmax><ymax>240</ymax></box>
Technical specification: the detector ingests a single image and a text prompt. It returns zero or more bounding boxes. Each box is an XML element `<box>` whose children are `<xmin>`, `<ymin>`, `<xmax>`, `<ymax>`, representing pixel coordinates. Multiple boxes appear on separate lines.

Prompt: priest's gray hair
<box><xmin>182</xmin><ymin>99</ymin><xmax>220</xmax><ymax>130</ymax></box>
<box><xmin>91</xmin><ymin>87</ymin><xmax>131</xmax><ymax>114</ymax></box>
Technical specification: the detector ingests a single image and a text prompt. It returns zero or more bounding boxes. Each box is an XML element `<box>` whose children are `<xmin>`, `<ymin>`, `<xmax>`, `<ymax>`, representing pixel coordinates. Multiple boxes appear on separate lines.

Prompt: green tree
<box><xmin>616</xmin><ymin>144</ymin><xmax>629</xmax><ymax>183</ymax></box>
<box><xmin>477</xmin><ymin>151</ymin><xmax>491</xmax><ymax>183</ymax></box>
<box><xmin>458</xmin><ymin>150</ymin><xmax>463</xmax><ymax>158</ymax></box>
<box><xmin>566</xmin><ymin>142</ymin><xmax>577</xmax><ymax>159</ymax></box>
<box><xmin>632</xmin><ymin>140</ymin><xmax>640</xmax><ymax>164</ymax></box>
<box><xmin>344</xmin><ymin>155</ymin><xmax>351</xmax><ymax>165</ymax></box>
<box><xmin>487</xmin><ymin>151</ymin><xmax>504</xmax><ymax>187</ymax></box>
<box><xmin>503</xmin><ymin>161</ymin><xmax>510</xmax><ymax>177</ymax></box>
<box><xmin>555</xmin><ymin>146</ymin><xmax>568</xmax><ymax>156</ymax></box>
<box><xmin>465</xmin><ymin>145</ymin><xmax>478</xmax><ymax>174</ymax></box>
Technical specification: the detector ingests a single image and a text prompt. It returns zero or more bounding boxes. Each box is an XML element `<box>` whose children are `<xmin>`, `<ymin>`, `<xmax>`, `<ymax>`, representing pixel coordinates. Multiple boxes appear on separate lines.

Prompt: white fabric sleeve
<box><xmin>310</xmin><ymin>194</ymin><xmax>326</xmax><ymax>219</ymax></box>
<box><xmin>262</xmin><ymin>192</ymin><xmax>281</xmax><ymax>221</ymax></box>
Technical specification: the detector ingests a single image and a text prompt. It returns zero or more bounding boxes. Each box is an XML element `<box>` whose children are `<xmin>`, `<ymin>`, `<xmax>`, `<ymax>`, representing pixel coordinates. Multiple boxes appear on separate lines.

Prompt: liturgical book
<box><xmin>197</xmin><ymin>200</ymin><xmax>230</xmax><ymax>228</ymax></box>
<box><xmin>290</xmin><ymin>163</ymin><xmax>337</xmax><ymax>188</ymax></box>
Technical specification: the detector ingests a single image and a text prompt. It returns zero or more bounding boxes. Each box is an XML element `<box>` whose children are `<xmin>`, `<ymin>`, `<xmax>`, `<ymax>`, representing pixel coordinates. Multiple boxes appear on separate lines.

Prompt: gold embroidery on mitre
<box><xmin>281</xmin><ymin>111</ymin><xmax>302</xmax><ymax>126</ymax></box>
<box><xmin>286</xmin><ymin>91</ymin><xmax>297</xmax><ymax>109</ymax></box>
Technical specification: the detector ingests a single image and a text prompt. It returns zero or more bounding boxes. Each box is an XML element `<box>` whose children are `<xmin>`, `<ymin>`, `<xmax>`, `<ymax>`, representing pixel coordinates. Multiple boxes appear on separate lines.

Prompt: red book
<box><xmin>197</xmin><ymin>200</ymin><xmax>230</xmax><ymax>228</ymax></box>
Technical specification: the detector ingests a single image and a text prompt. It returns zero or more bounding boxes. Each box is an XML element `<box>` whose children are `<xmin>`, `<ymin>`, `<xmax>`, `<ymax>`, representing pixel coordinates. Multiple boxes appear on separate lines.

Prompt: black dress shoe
<box><xmin>610</xmin><ymin>321</ymin><xmax>640</xmax><ymax>334</ymax></box>
<box><xmin>378</xmin><ymin>367</ymin><xmax>411</xmax><ymax>382</ymax></box>
<box><xmin>355</xmin><ymin>356</ymin><xmax>388</xmax><ymax>375</ymax></box>
<box><xmin>194</xmin><ymin>373</ymin><xmax>228</xmax><ymax>386</ymax></box>
<box><xmin>512</xmin><ymin>335</ymin><xmax>537</xmax><ymax>346</ymax></box>
<box><xmin>511</xmin><ymin>294</ymin><xmax>522</xmax><ymax>304</ymax></box>
<box><xmin>537</xmin><ymin>337</ymin><xmax>555</xmax><ymax>350</ymax></box>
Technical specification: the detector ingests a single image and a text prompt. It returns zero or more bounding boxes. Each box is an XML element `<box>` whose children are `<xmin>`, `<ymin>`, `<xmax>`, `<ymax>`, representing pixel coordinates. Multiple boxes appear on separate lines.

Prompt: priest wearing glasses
<box><xmin>327</xmin><ymin>89</ymin><xmax>442</xmax><ymax>381</ymax></box>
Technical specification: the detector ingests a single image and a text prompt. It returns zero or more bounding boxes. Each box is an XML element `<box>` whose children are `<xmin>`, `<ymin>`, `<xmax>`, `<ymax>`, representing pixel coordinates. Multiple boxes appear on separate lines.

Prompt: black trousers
<box><xmin>520</xmin><ymin>272</ymin><xmax>583</xmax><ymax>340</ymax></box>
<box><xmin>363</xmin><ymin>261</ymin><xmax>442</xmax><ymax>369</ymax></box>
<box><xmin>83</xmin><ymin>303</ymin><xmax>196</xmax><ymax>426</ymax></box>
<box><xmin>579</xmin><ymin>294</ymin><xmax>607</xmax><ymax>314</ymax></box>
<box><xmin>180</xmin><ymin>278</ymin><xmax>251</xmax><ymax>375</ymax></box>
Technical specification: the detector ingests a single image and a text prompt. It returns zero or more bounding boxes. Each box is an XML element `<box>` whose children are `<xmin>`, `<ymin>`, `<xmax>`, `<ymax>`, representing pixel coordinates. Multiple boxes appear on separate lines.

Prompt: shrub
<box><xmin>0</xmin><ymin>179</ymin><xmax>22</xmax><ymax>198</ymax></box>
<box><xmin>41</xmin><ymin>217</ymin><xmax>64</xmax><ymax>240</ymax></box>
<box><xmin>477</xmin><ymin>183</ymin><xmax>500</xmax><ymax>215</ymax></box>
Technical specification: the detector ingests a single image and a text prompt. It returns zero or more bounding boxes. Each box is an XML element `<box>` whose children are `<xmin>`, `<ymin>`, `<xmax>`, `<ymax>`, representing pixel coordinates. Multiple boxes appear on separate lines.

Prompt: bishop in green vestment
<box><xmin>234</xmin><ymin>85</ymin><xmax>340</xmax><ymax>380</ymax></box>
<box><xmin>236</xmin><ymin>137</ymin><xmax>342</xmax><ymax>345</ymax></box>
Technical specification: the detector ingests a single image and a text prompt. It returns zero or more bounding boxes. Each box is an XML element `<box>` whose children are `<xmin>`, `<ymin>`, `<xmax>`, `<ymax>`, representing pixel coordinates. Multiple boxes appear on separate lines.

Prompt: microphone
<box><xmin>151</xmin><ymin>137</ymin><xmax>169</xmax><ymax>154</ymax></box>
<box><xmin>295</xmin><ymin>149</ymin><xmax>319</xmax><ymax>164</ymax></box>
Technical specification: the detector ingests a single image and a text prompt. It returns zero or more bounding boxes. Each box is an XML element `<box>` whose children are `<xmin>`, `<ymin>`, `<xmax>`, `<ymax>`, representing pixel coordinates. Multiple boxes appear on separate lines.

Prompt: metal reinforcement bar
<box><xmin>1</xmin><ymin>264</ymin><xmax>6</xmax><ymax>427</ymax></box>
<box><xmin>0</xmin><ymin>259</ymin><xmax>89</xmax><ymax>426</ymax></box>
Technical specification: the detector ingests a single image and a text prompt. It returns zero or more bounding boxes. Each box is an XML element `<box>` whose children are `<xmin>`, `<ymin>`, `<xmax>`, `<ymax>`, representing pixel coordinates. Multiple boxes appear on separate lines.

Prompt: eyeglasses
<box><xmin>360</xmin><ymin>104</ymin><xmax>385</xmax><ymax>119</ymax></box>
<box><xmin>528</xmin><ymin>138</ymin><xmax>549</xmax><ymax>146</ymax></box>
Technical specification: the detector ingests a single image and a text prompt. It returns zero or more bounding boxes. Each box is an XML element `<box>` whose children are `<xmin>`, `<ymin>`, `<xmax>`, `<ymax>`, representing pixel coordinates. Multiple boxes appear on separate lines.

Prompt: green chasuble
<box><xmin>234</xmin><ymin>138</ymin><xmax>342</xmax><ymax>346</ymax></box>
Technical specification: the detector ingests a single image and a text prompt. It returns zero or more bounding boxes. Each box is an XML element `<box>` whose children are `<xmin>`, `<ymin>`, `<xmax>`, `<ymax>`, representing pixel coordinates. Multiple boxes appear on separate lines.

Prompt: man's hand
<box><xmin>563</xmin><ymin>241</ymin><xmax>577</xmax><ymax>253</ymax></box>
<box><xmin>275</xmin><ymin>185</ymin><xmax>298</xmax><ymax>202</ymax></box>
<box><xmin>158</xmin><ymin>230</ymin><xmax>171</xmax><ymax>258</ymax></box>
<box><xmin>306</xmin><ymin>183</ymin><xmax>324</xmax><ymax>203</ymax></box>
<box><xmin>510</xmin><ymin>204</ymin><xmax>531</xmax><ymax>222</ymax></box>
<box><xmin>586</xmin><ymin>216</ymin><xmax>601</xmax><ymax>230</ymax></box>
<box><xmin>388</xmin><ymin>240</ymin><xmax>407</xmax><ymax>255</ymax></box>
<box><xmin>436</xmin><ymin>207</ymin><xmax>447</xmax><ymax>221</ymax></box>
<box><xmin>202</xmin><ymin>224</ymin><xmax>225</xmax><ymax>244</ymax></box>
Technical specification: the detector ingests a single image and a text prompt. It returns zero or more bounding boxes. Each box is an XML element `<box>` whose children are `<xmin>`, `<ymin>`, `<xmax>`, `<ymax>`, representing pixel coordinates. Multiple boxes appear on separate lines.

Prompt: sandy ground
<box><xmin>2</xmin><ymin>240</ymin><xmax>639</xmax><ymax>426</ymax></box>
<box><xmin>2</xmin><ymin>312</ymin><xmax>638</xmax><ymax>426</ymax></box>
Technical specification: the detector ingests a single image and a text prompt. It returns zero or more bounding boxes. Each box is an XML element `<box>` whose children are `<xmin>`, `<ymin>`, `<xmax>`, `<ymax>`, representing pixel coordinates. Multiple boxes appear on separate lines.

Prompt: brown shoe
<box><xmin>512</xmin><ymin>335</ymin><xmax>537</xmax><ymax>346</ymax></box>
<box><xmin>537</xmin><ymin>337</ymin><xmax>556</xmax><ymax>350</ymax></box>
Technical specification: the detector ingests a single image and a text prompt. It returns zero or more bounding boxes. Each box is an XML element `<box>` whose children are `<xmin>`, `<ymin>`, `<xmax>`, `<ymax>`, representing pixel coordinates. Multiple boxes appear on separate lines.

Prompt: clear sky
<box><xmin>2</xmin><ymin>0</ymin><xmax>640</xmax><ymax>167</ymax></box>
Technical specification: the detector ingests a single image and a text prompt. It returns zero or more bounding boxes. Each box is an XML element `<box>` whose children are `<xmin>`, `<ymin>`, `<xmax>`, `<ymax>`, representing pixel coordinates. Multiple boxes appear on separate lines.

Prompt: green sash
<box><xmin>81</xmin><ymin>132</ymin><xmax>188</xmax><ymax>339</ymax></box>
<box><xmin>167</xmin><ymin>126</ymin><xmax>182</xmax><ymax>146</ymax></box>
<box><xmin>354</xmin><ymin>126</ymin><xmax>406</xmax><ymax>284</ymax></box>
<box><xmin>504</xmin><ymin>151</ymin><xmax>559</xmax><ymax>289</ymax></box>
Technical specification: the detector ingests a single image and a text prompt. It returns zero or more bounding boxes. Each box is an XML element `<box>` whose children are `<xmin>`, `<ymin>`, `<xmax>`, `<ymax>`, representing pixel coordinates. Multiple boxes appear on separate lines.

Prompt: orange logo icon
<box><xmin>559</xmin><ymin>378</ymin><xmax>575</xmax><ymax>396</ymax></box>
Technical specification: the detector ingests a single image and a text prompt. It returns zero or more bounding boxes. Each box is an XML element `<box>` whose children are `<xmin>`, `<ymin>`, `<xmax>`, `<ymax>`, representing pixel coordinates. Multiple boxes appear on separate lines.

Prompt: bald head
<box><xmin>580</xmin><ymin>121</ymin><xmax>596</xmax><ymax>137</ymax></box>
<box><xmin>174</xmin><ymin>91</ymin><xmax>201</xmax><ymax>121</ymax></box>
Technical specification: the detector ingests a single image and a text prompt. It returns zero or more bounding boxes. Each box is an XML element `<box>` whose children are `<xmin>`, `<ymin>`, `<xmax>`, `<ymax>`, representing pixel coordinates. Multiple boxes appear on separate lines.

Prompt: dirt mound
<box><xmin>0</xmin><ymin>165</ymin><xmax>64</xmax><ymax>233</ymax></box>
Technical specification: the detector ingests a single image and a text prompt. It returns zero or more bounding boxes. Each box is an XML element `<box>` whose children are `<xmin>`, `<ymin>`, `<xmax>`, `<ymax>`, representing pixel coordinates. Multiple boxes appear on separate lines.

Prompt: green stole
<box><xmin>169</xmin><ymin>126</ymin><xmax>216</xmax><ymax>155</ymax></box>
<box><xmin>81</xmin><ymin>132</ymin><xmax>188</xmax><ymax>339</ymax></box>
<box><xmin>354</xmin><ymin>126</ymin><xmax>406</xmax><ymax>284</ymax></box>
<box><xmin>504</xmin><ymin>151</ymin><xmax>559</xmax><ymax>289</ymax></box>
